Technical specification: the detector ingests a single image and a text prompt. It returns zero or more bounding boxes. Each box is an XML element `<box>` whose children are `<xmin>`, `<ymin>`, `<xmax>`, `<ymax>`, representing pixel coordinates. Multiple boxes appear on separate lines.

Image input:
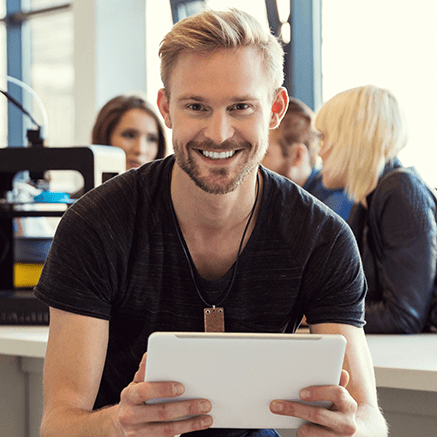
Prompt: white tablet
<box><xmin>144</xmin><ymin>332</ymin><xmax>347</xmax><ymax>429</ymax></box>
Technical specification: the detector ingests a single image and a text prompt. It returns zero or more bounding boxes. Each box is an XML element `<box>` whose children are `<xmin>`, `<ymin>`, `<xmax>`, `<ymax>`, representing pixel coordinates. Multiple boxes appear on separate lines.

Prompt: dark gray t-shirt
<box><xmin>35</xmin><ymin>155</ymin><xmax>365</xmax><ymax>414</ymax></box>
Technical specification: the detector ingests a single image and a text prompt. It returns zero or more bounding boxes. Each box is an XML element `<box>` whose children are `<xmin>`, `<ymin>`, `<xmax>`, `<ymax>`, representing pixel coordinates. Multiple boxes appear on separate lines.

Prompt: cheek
<box><xmin>145</xmin><ymin>142</ymin><xmax>159</xmax><ymax>158</ymax></box>
<box><xmin>171</xmin><ymin>122</ymin><xmax>194</xmax><ymax>145</ymax></box>
<box><xmin>110</xmin><ymin>133</ymin><xmax>129</xmax><ymax>152</ymax></box>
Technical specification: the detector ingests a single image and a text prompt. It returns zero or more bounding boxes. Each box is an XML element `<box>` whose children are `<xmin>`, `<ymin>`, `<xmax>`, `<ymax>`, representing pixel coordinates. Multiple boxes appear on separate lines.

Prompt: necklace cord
<box><xmin>170</xmin><ymin>172</ymin><xmax>261</xmax><ymax>307</ymax></box>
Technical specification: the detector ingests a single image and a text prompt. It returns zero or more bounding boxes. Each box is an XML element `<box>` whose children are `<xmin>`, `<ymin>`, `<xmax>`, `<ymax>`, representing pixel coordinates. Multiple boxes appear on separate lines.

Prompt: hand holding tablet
<box><xmin>144</xmin><ymin>332</ymin><xmax>347</xmax><ymax>429</ymax></box>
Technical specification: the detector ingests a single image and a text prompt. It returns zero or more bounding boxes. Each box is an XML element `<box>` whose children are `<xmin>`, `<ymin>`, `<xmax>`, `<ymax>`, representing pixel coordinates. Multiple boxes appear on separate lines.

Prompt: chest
<box><xmin>187</xmin><ymin>234</ymin><xmax>245</xmax><ymax>280</ymax></box>
<box><xmin>123</xmin><ymin>225</ymin><xmax>304</xmax><ymax>329</ymax></box>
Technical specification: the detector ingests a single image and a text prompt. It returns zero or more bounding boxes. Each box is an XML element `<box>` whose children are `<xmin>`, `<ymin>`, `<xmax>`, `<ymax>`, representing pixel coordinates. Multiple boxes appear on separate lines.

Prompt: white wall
<box><xmin>73</xmin><ymin>0</ymin><xmax>147</xmax><ymax>145</ymax></box>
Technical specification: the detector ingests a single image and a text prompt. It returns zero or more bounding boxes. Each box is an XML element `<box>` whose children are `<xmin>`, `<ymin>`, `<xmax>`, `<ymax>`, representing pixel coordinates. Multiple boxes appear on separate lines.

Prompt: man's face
<box><xmin>263</xmin><ymin>113</ymin><xmax>313</xmax><ymax>183</ymax></box>
<box><xmin>262</xmin><ymin>129</ymin><xmax>293</xmax><ymax>178</ymax></box>
<box><xmin>159</xmin><ymin>47</ymin><xmax>282</xmax><ymax>194</ymax></box>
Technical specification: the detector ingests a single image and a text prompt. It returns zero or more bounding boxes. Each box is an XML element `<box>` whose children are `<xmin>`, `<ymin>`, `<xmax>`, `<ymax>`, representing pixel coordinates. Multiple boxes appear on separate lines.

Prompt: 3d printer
<box><xmin>0</xmin><ymin>144</ymin><xmax>126</xmax><ymax>325</ymax></box>
<box><xmin>0</xmin><ymin>83</ymin><xmax>126</xmax><ymax>324</ymax></box>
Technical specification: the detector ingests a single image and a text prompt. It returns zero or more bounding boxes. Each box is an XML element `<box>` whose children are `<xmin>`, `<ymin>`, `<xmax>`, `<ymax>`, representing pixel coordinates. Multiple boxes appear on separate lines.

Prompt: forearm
<box><xmin>40</xmin><ymin>404</ymin><xmax>122</xmax><ymax>437</ymax></box>
<box><xmin>354</xmin><ymin>403</ymin><xmax>388</xmax><ymax>437</ymax></box>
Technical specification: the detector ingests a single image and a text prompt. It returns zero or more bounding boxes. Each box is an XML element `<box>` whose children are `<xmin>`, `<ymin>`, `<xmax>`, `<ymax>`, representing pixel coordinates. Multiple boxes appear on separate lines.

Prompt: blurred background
<box><xmin>1</xmin><ymin>0</ymin><xmax>436</xmax><ymax>188</ymax></box>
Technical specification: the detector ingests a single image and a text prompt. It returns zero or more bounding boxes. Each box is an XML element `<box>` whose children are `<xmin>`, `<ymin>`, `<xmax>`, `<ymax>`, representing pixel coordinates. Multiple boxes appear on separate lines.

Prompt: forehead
<box><xmin>167</xmin><ymin>47</ymin><xmax>272</xmax><ymax>102</ymax></box>
<box><xmin>116</xmin><ymin>108</ymin><xmax>158</xmax><ymax>130</ymax></box>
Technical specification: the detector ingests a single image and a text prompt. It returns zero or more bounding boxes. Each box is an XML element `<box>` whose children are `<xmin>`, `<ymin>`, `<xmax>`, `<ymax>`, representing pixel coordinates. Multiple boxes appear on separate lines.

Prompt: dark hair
<box><xmin>281</xmin><ymin>97</ymin><xmax>318</xmax><ymax>167</ymax></box>
<box><xmin>91</xmin><ymin>94</ymin><xmax>167</xmax><ymax>159</ymax></box>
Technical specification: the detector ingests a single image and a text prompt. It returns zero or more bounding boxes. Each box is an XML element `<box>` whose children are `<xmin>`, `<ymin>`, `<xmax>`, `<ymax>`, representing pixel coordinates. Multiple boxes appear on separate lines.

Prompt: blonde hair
<box><xmin>315</xmin><ymin>85</ymin><xmax>408</xmax><ymax>204</ymax></box>
<box><xmin>159</xmin><ymin>8</ymin><xmax>284</xmax><ymax>97</ymax></box>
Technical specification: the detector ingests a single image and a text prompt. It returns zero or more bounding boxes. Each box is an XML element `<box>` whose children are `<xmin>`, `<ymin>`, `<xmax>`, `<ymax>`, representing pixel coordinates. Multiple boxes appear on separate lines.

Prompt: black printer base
<box><xmin>0</xmin><ymin>290</ymin><xmax>49</xmax><ymax>325</ymax></box>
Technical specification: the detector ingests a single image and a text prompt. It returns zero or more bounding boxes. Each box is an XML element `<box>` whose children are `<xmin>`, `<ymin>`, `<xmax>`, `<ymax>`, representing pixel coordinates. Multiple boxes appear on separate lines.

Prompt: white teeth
<box><xmin>201</xmin><ymin>150</ymin><xmax>236</xmax><ymax>160</ymax></box>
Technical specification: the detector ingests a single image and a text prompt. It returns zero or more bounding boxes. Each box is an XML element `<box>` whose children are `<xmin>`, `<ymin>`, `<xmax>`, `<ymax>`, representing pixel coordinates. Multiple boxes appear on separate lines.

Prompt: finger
<box><xmin>339</xmin><ymin>369</ymin><xmax>350</xmax><ymax>388</ymax></box>
<box><xmin>270</xmin><ymin>385</ymin><xmax>357</xmax><ymax>426</ymax></box>
<box><xmin>144</xmin><ymin>414</ymin><xmax>213</xmax><ymax>437</ymax></box>
<box><xmin>144</xmin><ymin>398</ymin><xmax>212</xmax><ymax>423</ymax></box>
<box><xmin>299</xmin><ymin>385</ymin><xmax>356</xmax><ymax>414</ymax></box>
<box><xmin>296</xmin><ymin>410</ymin><xmax>357</xmax><ymax>437</ymax></box>
<box><xmin>271</xmin><ymin>400</ymin><xmax>354</xmax><ymax>434</ymax></box>
<box><xmin>122</xmin><ymin>380</ymin><xmax>185</xmax><ymax>406</ymax></box>
<box><xmin>133</xmin><ymin>352</ymin><xmax>148</xmax><ymax>383</ymax></box>
<box><xmin>296</xmin><ymin>422</ymin><xmax>343</xmax><ymax>437</ymax></box>
<box><xmin>119</xmin><ymin>398</ymin><xmax>212</xmax><ymax>433</ymax></box>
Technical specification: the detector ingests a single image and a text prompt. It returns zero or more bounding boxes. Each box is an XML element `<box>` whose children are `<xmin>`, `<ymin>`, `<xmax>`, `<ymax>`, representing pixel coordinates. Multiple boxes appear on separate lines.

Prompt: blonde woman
<box><xmin>316</xmin><ymin>85</ymin><xmax>437</xmax><ymax>333</ymax></box>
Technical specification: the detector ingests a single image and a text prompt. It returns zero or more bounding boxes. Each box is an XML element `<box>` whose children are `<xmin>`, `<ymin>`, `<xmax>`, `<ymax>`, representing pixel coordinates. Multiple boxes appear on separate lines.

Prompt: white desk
<box><xmin>0</xmin><ymin>327</ymin><xmax>48</xmax><ymax>437</ymax></box>
<box><xmin>365</xmin><ymin>334</ymin><xmax>437</xmax><ymax>437</ymax></box>
<box><xmin>366</xmin><ymin>334</ymin><xmax>437</xmax><ymax>392</ymax></box>
<box><xmin>1</xmin><ymin>328</ymin><xmax>436</xmax><ymax>437</ymax></box>
<box><xmin>0</xmin><ymin>326</ymin><xmax>48</xmax><ymax>358</ymax></box>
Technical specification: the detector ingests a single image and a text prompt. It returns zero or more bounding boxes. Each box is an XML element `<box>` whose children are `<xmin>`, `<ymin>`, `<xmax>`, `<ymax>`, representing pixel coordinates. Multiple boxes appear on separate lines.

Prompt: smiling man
<box><xmin>35</xmin><ymin>8</ymin><xmax>387</xmax><ymax>437</ymax></box>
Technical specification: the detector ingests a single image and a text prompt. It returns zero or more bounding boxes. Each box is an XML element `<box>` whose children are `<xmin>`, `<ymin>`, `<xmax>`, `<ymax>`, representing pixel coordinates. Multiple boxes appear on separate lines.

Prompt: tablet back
<box><xmin>145</xmin><ymin>332</ymin><xmax>347</xmax><ymax>429</ymax></box>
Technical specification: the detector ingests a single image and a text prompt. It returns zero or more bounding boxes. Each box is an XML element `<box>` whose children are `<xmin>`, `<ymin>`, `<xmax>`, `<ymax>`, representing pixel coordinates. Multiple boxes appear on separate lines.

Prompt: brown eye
<box><xmin>121</xmin><ymin>130</ymin><xmax>136</xmax><ymax>139</ymax></box>
<box><xmin>147</xmin><ymin>134</ymin><xmax>159</xmax><ymax>143</ymax></box>
<box><xmin>188</xmin><ymin>103</ymin><xmax>203</xmax><ymax>111</ymax></box>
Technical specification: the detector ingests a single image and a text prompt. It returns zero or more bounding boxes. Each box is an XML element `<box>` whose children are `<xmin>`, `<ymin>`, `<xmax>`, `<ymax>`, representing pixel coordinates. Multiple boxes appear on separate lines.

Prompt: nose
<box><xmin>204</xmin><ymin>111</ymin><xmax>234</xmax><ymax>145</ymax></box>
<box><xmin>131</xmin><ymin>137</ymin><xmax>148</xmax><ymax>156</ymax></box>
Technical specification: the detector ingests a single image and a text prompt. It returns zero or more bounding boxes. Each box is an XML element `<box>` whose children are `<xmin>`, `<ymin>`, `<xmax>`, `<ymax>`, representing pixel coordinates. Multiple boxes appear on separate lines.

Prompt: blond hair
<box><xmin>315</xmin><ymin>85</ymin><xmax>408</xmax><ymax>204</ymax></box>
<box><xmin>159</xmin><ymin>8</ymin><xmax>284</xmax><ymax>97</ymax></box>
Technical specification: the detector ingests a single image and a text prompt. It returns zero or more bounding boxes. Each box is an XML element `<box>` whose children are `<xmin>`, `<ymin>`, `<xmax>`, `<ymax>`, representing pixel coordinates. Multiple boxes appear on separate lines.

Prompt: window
<box><xmin>146</xmin><ymin>0</ymin><xmax>272</xmax><ymax>104</ymax></box>
<box><xmin>0</xmin><ymin>1</ymin><xmax>7</xmax><ymax>147</ymax></box>
<box><xmin>206</xmin><ymin>0</ymin><xmax>269</xmax><ymax>29</ymax></box>
<box><xmin>28</xmin><ymin>6</ymin><xmax>74</xmax><ymax>147</ymax></box>
<box><xmin>321</xmin><ymin>0</ymin><xmax>437</xmax><ymax>186</ymax></box>
<box><xmin>1</xmin><ymin>0</ymin><xmax>73</xmax><ymax>149</ymax></box>
<box><xmin>145</xmin><ymin>0</ymin><xmax>173</xmax><ymax>104</ymax></box>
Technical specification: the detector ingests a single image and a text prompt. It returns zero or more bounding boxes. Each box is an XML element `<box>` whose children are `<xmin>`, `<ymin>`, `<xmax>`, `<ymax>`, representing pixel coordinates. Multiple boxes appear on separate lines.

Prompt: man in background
<box><xmin>263</xmin><ymin>97</ymin><xmax>353</xmax><ymax>220</ymax></box>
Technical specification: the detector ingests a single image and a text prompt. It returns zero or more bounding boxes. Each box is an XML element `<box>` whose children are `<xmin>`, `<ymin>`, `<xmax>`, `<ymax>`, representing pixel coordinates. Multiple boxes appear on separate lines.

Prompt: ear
<box><xmin>157</xmin><ymin>88</ymin><xmax>172</xmax><ymax>129</ymax></box>
<box><xmin>269</xmin><ymin>87</ymin><xmax>289</xmax><ymax>129</ymax></box>
<box><xmin>290</xmin><ymin>143</ymin><xmax>309</xmax><ymax>166</ymax></box>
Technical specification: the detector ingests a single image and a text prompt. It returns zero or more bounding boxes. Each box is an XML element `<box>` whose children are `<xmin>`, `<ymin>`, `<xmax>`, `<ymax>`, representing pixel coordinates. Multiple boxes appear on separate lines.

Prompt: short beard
<box><xmin>174</xmin><ymin>138</ymin><xmax>260</xmax><ymax>195</ymax></box>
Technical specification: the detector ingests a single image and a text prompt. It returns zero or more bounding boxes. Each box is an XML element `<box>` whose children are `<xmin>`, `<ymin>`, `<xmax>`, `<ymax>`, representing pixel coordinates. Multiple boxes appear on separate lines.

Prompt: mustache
<box><xmin>187</xmin><ymin>138</ymin><xmax>251</xmax><ymax>151</ymax></box>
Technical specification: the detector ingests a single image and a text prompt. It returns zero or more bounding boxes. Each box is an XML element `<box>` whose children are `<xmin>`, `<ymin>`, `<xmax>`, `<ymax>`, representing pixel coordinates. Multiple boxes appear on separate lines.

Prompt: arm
<box><xmin>364</xmin><ymin>173</ymin><xmax>436</xmax><ymax>333</ymax></box>
<box><xmin>270</xmin><ymin>323</ymin><xmax>387</xmax><ymax>437</ymax></box>
<box><xmin>40</xmin><ymin>308</ymin><xmax>212</xmax><ymax>437</ymax></box>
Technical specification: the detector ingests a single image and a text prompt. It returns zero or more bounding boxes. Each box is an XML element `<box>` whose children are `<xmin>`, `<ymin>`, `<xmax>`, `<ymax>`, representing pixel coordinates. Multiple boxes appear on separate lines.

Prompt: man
<box><xmin>263</xmin><ymin>97</ymin><xmax>354</xmax><ymax>221</ymax></box>
<box><xmin>35</xmin><ymin>9</ymin><xmax>387</xmax><ymax>437</ymax></box>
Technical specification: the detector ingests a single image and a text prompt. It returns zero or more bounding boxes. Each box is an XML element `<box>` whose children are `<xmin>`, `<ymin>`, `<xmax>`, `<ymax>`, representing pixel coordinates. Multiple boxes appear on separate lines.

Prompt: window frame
<box><xmin>2</xmin><ymin>0</ymin><xmax>72</xmax><ymax>147</ymax></box>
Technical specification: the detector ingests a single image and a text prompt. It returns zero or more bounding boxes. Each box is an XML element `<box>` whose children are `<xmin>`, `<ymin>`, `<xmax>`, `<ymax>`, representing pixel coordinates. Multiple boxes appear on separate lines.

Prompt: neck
<box><xmin>290</xmin><ymin>164</ymin><xmax>314</xmax><ymax>187</ymax></box>
<box><xmin>170</xmin><ymin>162</ymin><xmax>262</xmax><ymax>280</ymax></box>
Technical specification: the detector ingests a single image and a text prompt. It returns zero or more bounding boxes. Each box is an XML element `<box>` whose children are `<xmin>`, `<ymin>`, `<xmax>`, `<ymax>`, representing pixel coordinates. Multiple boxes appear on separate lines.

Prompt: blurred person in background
<box><xmin>263</xmin><ymin>97</ymin><xmax>353</xmax><ymax>221</ymax></box>
<box><xmin>92</xmin><ymin>93</ymin><xmax>167</xmax><ymax>169</ymax></box>
<box><xmin>315</xmin><ymin>84</ymin><xmax>437</xmax><ymax>333</ymax></box>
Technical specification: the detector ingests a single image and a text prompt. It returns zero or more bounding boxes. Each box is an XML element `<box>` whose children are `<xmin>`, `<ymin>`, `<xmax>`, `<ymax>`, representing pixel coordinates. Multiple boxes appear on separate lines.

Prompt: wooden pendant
<box><xmin>204</xmin><ymin>307</ymin><xmax>225</xmax><ymax>332</ymax></box>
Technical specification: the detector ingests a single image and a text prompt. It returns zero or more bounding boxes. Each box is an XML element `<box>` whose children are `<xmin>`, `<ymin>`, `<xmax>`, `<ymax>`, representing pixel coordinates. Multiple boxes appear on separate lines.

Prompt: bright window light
<box><xmin>322</xmin><ymin>0</ymin><xmax>437</xmax><ymax>186</ymax></box>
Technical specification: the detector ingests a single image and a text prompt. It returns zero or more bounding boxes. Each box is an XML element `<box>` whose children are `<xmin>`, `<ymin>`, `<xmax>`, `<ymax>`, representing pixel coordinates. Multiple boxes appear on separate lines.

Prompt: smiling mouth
<box><xmin>201</xmin><ymin>150</ymin><xmax>237</xmax><ymax>160</ymax></box>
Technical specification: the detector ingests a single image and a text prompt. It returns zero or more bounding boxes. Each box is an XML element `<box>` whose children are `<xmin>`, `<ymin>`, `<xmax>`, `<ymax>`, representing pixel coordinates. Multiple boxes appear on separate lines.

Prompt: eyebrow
<box><xmin>177</xmin><ymin>94</ymin><xmax>260</xmax><ymax>103</ymax></box>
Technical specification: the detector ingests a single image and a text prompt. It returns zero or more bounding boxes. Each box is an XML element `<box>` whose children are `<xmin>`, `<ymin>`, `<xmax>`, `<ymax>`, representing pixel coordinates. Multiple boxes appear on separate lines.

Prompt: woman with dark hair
<box><xmin>92</xmin><ymin>93</ymin><xmax>167</xmax><ymax>169</ymax></box>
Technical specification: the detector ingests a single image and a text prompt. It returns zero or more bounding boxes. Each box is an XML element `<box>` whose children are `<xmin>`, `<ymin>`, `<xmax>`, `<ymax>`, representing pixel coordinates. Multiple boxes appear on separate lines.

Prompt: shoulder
<box><xmin>369</xmin><ymin>165</ymin><xmax>437</xmax><ymax>233</ymax></box>
<box><xmin>374</xmin><ymin>165</ymin><xmax>436</xmax><ymax>211</ymax></box>
<box><xmin>60</xmin><ymin>156</ymin><xmax>174</xmax><ymax>234</ymax></box>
